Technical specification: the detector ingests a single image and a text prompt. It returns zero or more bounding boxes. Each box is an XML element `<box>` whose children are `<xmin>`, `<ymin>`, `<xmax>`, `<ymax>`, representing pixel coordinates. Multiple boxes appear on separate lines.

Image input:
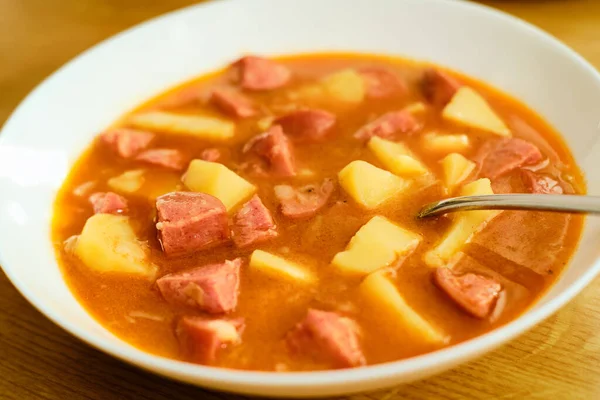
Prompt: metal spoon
<box><xmin>417</xmin><ymin>194</ymin><xmax>600</xmax><ymax>219</ymax></box>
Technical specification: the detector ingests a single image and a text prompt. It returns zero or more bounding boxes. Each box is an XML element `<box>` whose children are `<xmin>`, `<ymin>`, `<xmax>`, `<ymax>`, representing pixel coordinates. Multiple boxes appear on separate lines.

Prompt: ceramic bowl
<box><xmin>1</xmin><ymin>0</ymin><xmax>600</xmax><ymax>397</ymax></box>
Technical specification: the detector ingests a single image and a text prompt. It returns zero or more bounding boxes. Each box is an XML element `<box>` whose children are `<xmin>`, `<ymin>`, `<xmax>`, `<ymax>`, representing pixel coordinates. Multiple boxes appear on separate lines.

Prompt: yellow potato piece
<box><xmin>321</xmin><ymin>69</ymin><xmax>366</xmax><ymax>103</ymax></box>
<box><xmin>256</xmin><ymin>116</ymin><xmax>274</xmax><ymax>131</ymax></box>
<box><xmin>442</xmin><ymin>87</ymin><xmax>511</xmax><ymax>136</ymax></box>
<box><xmin>403</xmin><ymin>102</ymin><xmax>427</xmax><ymax>115</ymax></box>
<box><xmin>360</xmin><ymin>271</ymin><xmax>447</xmax><ymax>344</ymax></box>
<box><xmin>74</xmin><ymin>214</ymin><xmax>157</xmax><ymax>278</ymax></box>
<box><xmin>338</xmin><ymin>160</ymin><xmax>410</xmax><ymax>209</ymax></box>
<box><xmin>421</xmin><ymin>132</ymin><xmax>470</xmax><ymax>154</ymax></box>
<box><xmin>128</xmin><ymin>111</ymin><xmax>235</xmax><ymax>141</ymax></box>
<box><xmin>424</xmin><ymin>178</ymin><xmax>501</xmax><ymax>267</ymax></box>
<box><xmin>182</xmin><ymin>159</ymin><xmax>256</xmax><ymax>212</ymax></box>
<box><xmin>249</xmin><ymin>250</ymin><xmax>315</xmax><ymax>284</ymax></box>
<box><xmin>441</xmin><ymin>153</ymin><xmax>476</xmax><ymax>191</ymax></box>
<box><xmin>332</xmin><ymin>216</ymin><xmax>421</xmax><ymax>276</ymax></box>
<box><xmin>368</xmin><ymin>136</ymin><xmax>429</xmax><ymax>177</ymax></box>
<box><xmin>108</xmin><ymin>169</ymin><xmax>145</xmax><ymax>194</ymax></box>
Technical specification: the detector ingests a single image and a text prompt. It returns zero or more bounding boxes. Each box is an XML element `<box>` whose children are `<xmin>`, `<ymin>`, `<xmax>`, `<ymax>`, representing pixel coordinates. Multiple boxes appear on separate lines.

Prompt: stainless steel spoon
<box><xmin>417</xmin><ymin>194</ymin><xmax>600</xmax><ymax>219</ymax></box>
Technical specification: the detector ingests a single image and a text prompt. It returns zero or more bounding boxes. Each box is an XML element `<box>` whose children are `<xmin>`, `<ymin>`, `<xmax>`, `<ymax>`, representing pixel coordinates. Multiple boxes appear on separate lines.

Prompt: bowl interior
<box><xmin>1</xmin><ymin>0</ymin><xmax>600</xmax><ymax>397</ymax></box>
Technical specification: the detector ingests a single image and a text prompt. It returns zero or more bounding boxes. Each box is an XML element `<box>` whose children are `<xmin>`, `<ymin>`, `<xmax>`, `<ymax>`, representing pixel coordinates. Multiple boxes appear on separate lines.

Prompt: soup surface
<box><xmin>53</xmin><ymin>53</ymin><xmax>584</xmax><ymax>371</ymax></box>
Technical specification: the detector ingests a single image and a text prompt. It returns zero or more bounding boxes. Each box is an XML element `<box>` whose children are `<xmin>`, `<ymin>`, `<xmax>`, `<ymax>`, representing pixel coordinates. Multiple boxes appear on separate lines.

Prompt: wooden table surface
<box><xmin>1</xmin><ymin>1</ymin><xmax>600</xmax><ymax>399</ymax></box>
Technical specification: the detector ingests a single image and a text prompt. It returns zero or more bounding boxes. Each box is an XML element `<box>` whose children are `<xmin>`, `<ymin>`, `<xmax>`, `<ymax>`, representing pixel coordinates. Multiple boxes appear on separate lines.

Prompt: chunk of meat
<box><xmin>470</xmin><ymin>211</ymin><xmax>571</xmax><ymax>275</ymax></box>
<box><xmin>89</xmin><ymin>192</ymin><xmax>127</xmax><ymax>215</ymax></box>
<box><xmin>275</xmin><ymin>109</ymin><xmax>336</xmax><ymax>143</ymax></box>
<box><xmin>155</xmin><ymin>192</ymin><xmax>229</xmax><ymax>256</ymax></box>
<box><xmin>136</xmin><ymin>149</ymin><xmax>186</xmax><ymax>170</ymax></box>
<box><xmin>200</xmin><ymin>148</ymin><xmax>222</xmax><ymax>162</ymax></box>
<box><xmin>156</xmin><ymin>258</ymin><xmax>241</xmax><ymax>313</ymax></box>
<box><xmin>233</xmin><ymin>56</ymin><xmax>291</xmax><ymax>91</ymax></box>
<box><xmin>421</xmin><ymin>68</ymin><xmax>462</xmax><ymax>106</ymax></box>
<box><xmin>231</xmin><ymin>195</ymin><xmax>277</xmax><ymax>248</ymax></box>
<box><xmin>274</xmin><ymin>179</ymin><xmax>335</xmax><ymax>219</ymax></box>
<box><xmin>521</xmin><ymin>170</ymin><xmax>563</xmax><ymax>194</ymax></box>
<box><xmin>287</xmin><ymin>309</ymin><xmax>366</xmax><ymax>368</ymax></box>
<box><xmin>359</xmin><ymin>67</ymin><xmax>407</xmax><ymax>98</ymax></box>
<box><xmin>243</xmin><ymin>125</ymin><xmax>296</xmax><ymax>177</ymax></box>
<box><xmin>100</xmin><ymin>128</ymin><xmax>154</xmax><ymax>158</ymax></box>
<box><xmin>433</xmin><ymin>267</ymin><xmax>502</xmax><ymax>319</ymax></box>
<box><xmin>507</xmin><ymin>115</ymin><xmax>561</xmax><ymax>165</ymax></box>
<box><xmin>210</xmin><ymin>88</ymin><xmax>257</xmax><ymax>118</ymax></box>
<box><xmin>354</xmin><ymin>110</ymin><xmax>421</xmax><ymax>140</ymax></box>
<box><xmin>446</xmin><ymin>252</ymin><xmax>534</xmax><ymax>320</ymax></box>
<box><xmin>490</xmin><ymin>176</ymin><xmax>514</xmax><ymax>194</ymax></box>
<box><xmin>176</xmin><ymin>316</ymin><xmax>244</xmax><ymax>364</ymax></box>
<box><xmin>476</xmin><ymin>138</ymin><xmax>543</xmax><ymax>180</ymax></box>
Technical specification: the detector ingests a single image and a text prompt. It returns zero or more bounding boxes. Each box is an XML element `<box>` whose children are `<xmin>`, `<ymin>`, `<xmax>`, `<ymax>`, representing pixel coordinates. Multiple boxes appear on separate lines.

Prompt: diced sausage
<box><xmin>433</xmin><ymin>267</ymin><xmax>502</xmax><ymax>319</ymax></box>
<box><xmin>231</xmin><ymin>195</ymin><xmax>278</xmax><ymax>248</ymax></box>
<box><xmin>490</xmin><ymin>176</ymin><xmax>514</xmax><ymax>194</ymax></box>
<box><xmin>470</xmin><ymin>211</ymin><xmax>571</xmax><ymax>275</ymax></box>
<box><xmin>200</xmin><ymin>148</ymin><xmax>222</xmax><ymax>162</ymax></box>
<box><xmin>275</xmin><ymin>109</ymin><xmax>336</xmax><ymax>143</ymax></box>
<box><xmin>156</xmin><ymin>258</ymin><xmax>241</xmax><ymax>313</ymax></box>
<box><xmin>521</xmin><ymin>170</ymin><xmax>563</xmax><ymax>194</ymax></box>
<box><xmin>445</xmin><ymin>252</ymin><xmax>534</xmax><ymax>320</ymax></box>
<box><xmin>88</xmin><ymin>192</ymin><xmax>127</xmax><ymax>215</ymax></box>
<box><xmin>243</xmin><ymin>125</ymin><xmax>296</xmax><ymax>177</ymax></box>
<box><xmin>359</xmin><ymin>67</ymin><xmax>407</xmax><ymax>99</ymax></box>
<box><xmin>233</xmin><ymin>56</ymin><xmax>291</xmax><ymax>91</ymax></box>
<box><xmin>155</xmin><ymin>192</ymin><xmax>229</xmax><ymax>256</ymax></box>
<box><xmin>507</xmin><ymin>115</ymin><xmax>561</xmax><ymax>165</ymax></box>
<box><xmin>100</xmin><ymin>128</ymin><xmax>154</xmax><ymax>158</ymax></box>
<box><xmin>274</xmin><ymin>179</ymin><xmax>335</xmax><ymax>219</ymax></box>
<box><xmin>476</xmin><ymin>138</ymin><xmax>543</xmax><ymax>180</ymax></box>
<box><xmin>421</xmin><ymin>68</ymin><xmax>462</xmax><ymax>106</ymax></box>
<box><xmin>353</xmin><ymin>110</ymin><xmax>421</xmax><ymax>140</ymax></box>
<box><xmin>136</xmin><ymin>149</ymin><xmax>187</xmax><ymax>170</ymax></box>
<box><xmin>210</xmin><ymin>88</ymin><xmax>258</xmax><ymax>118</ymax></box>
<box><xmin>176</xmin><ymin>316</ymin><xmax>244</xmax><ymax>364</ymax></box>
<box><xmin>286</xmin><ymin>309</ymin><xmax>366</xmax><ymax>368</ymax></box>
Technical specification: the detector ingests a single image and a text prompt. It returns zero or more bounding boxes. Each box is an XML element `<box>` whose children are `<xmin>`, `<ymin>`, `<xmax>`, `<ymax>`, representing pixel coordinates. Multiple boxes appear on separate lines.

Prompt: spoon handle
<box><xmin>418</xmin><ymin>194</ymin><xmax>600</xmax><ymax>218</ymax></box>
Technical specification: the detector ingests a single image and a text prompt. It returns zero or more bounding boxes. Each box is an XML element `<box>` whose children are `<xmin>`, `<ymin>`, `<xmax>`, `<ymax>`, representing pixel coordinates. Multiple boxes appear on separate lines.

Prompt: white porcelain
<box><xmin>1</xmin><ymin>0</ymin><xmax>600</xmax><ymax>397</ymax></box>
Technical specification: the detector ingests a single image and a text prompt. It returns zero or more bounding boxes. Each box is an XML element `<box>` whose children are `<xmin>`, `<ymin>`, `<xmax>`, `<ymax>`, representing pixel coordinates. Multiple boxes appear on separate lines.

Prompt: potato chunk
<box><xmin>320</xmin><ymin>69</ymin><xmax>366</xmax><ymax>103</ymax></box>
<box><xmin>290</xmin><ymin>69</ymin><xmax>365</xmax><ymax>105</ymax></box>
<box><xmin>442</xmin><ymin>87</ymin><xmax>511</xmax><ymax>136</ymax></box>
<box><xmin>338</xmin><ymin>160</ymin><xmax>409</xmax><ymax>209</ymax></box>
<box><xmin>368</xmin><ymin>136</ymin><xmax>429</xmax><ymax>177</ymax></box>
<box><xmin>403</xmin><ymin>102</ymin><xmax>427</xmax><ymax>115</ymax></box>
<box><xmin>128</xmin><ymin>111</ymin><xmax>235</xmax><ymax>141</ymax></box>
<box><xmin>332</xmin><ymin>216</ymin><xmax>421</xmax><ymax>276</ymax></box>
<box><xmin>249</xmin><ymin>250</ymin><xmax>315</xmax><ymax>283</ymax></box>
<box><xmin>108</xmin><ymin>169</ymin><xmax>145</xmax><ymax>194</ymax></box>
<box><xmin>441</xmin><ymin>153</ymin><xmax>476</xmax><ymax>191</ymax></box>
<box><xmin>74</xmin><ymin>214</ymin><xmax>157</xmax><ymax>278</ymax></box>
<box><xmin>182</xmin><ymin>159</ymin><xmax>256</xmax><ymax>212</ymax></box>
<box><xmin>421</xmin><ymin>132</ymin><xmax>470</xmax><ymax>154</ymax></box>
<box><xmin>360</xmin><ymin>272</ymin><xmax>447</xmax><ymax>344</ymax></box>
<box><xmin>424</xmin><ymin>178</ymin><xmax>501</xmax><ymax>267</ymax></box>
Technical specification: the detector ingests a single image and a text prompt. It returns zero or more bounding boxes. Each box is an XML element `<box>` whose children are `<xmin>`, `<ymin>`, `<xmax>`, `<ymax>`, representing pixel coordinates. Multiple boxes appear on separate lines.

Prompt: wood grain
<box><xmin>1</xmin><ymin>0</ymin><xmax>600</xmax><ymax>398</ymax></box>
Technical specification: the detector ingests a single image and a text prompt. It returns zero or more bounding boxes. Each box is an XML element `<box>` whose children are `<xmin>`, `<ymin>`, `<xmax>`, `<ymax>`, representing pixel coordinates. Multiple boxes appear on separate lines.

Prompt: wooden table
<box><xmin>1</xmin><ymin>1</ymin><xmax>599</xmax><ymax>398</ymax></box>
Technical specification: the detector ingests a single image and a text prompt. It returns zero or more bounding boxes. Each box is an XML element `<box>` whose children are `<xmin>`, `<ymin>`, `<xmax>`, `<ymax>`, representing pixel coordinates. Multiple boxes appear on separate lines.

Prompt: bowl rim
<box><xmin>2</xmin><ymin>0</ymin><xmax>600</xmax><ymax>393</ymax></box>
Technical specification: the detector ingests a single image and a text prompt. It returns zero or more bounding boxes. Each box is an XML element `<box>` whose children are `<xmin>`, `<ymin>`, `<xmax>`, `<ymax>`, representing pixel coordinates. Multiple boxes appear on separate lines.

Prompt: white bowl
<box><xmin>1</xmin><ymin>0</ymin><xmax>600</xmax><ymax>397</ymax></box>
